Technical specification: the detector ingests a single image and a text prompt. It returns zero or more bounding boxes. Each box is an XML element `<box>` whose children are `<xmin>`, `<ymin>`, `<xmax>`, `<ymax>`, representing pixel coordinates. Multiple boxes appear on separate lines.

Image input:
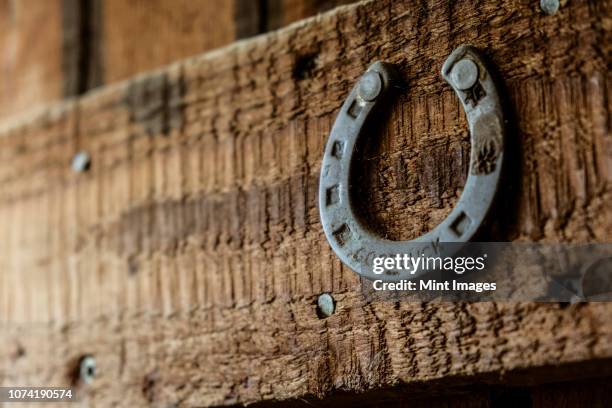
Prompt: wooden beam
<box><xmin>266</xmin><ymin>0</ymin><xmax>358</xmax><ymax>30</ymax></box>
<box><xmin>0</xmin><ymin>0</ymin><xmax>66</xmax><ymax>118</ymax></box>
<box><xmin>93</xmin><ymin>0</ymin><xmax>361</xmax><ymax>84</ymax></box>
<box><xmin>0</xmin><ymin>0</ymin><xmax>610</xmax><ymax>406</ymax></box>
<box><xmin>0</xmin><ymin>0</ymin><xmax>360</xmax><ymax>120</ymax></box>
<box><xmin>97</xmin><ymin>0</ymin><xmax>237</xmax><ymax>84</ymax></box>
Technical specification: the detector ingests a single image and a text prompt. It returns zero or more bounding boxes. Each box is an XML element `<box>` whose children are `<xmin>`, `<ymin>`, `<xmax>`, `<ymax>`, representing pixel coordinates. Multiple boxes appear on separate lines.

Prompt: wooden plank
<box><xmin>0</xmin><ymin>0</ymin><xmax>65</xmax><ymax>118</ymax></box>
<box><xmin>97</xmin><ymin>0</ymin><xmax>237</xmax><ymax>84</ymax></box>
<box><xmin>89</xmin><ymin>0</ymin><xmax>361</xmax><ymax>84</ymax></box>
<box><xmin>0</xmin><ymin>0</ymin><xmax>359</xmax><ymax>120</ymax></box>
<box><xmin>0</xmin><ymin>0</ymin><xmax>610</xmax><ymax>406</ymax></box>
<box><xmin>266</xmin><ymin>0</ymin><xmax>358</xmax><ymax>30</ymax></box>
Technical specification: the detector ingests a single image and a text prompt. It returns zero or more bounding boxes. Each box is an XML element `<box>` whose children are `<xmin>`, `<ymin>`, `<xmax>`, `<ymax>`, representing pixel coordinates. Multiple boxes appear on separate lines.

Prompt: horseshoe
<box><xmin>318</xmin><ymin>45</ymin><xmax>505</xmax><ymax>281</ymax></box>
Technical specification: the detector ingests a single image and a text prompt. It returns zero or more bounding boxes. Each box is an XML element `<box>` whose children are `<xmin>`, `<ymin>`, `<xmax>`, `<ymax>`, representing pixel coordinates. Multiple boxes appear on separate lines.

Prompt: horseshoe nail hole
<box><xmin>326</xmin><ymin>185</ymin><xmax>340</xmax><ymax>206</ymax></box>
<box><xmin>464</xmin><ymin>81</ymin><xmax>486</xmax><ymax>106</ymax></box>
<box><xmin>333</xmin><ymin>224</ymin><xmax>351</xmax><ymax>246</ymax></box>
<box><xmin>293</xmin><ymin>53</ymin><xmax>318</xmax><ymax>81</ymax></box>
<box><xmin>450</xmin><ymin>211</ymin><xmax>471</xmax><ymax>236</ymax></box>
<box><xmin>347</xmin><ymin>99</ymin><xmax>363</xmax><ymax>118</ymax></box>
<box><xmin>331</xmin><ymin>141</ymin><xmax>344</xmax><ymax>159</ymax></box>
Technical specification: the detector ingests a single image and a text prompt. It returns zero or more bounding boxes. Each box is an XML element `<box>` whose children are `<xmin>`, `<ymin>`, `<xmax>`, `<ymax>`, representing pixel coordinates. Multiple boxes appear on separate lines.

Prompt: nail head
<box><xmin>71</xmin><ymin>151</ymin><xmax>91</xmax><ymax>173</ymax></box>
<box><xmin>79</xmin><ymin>355</ymin><xmax>96</xmax><ymax>384</ymax></box>
<box><xmin>359</xmin><ymin>71</ymin><xmax>382</xmax><ymax>102</ymax></box>
<box><xmin>450</xmin><ymin>59</ymin><xmax>479</xmax><ymax>91</ymax></box>
<box><xmin>317</xmin><ymin>293</ymin><xmax>335</xmax><ymax>317</ymax></box>
<box><xmin>540</xmin><ymin>0</ymin><xmax>559</xmax><ymax>15</ymax></box>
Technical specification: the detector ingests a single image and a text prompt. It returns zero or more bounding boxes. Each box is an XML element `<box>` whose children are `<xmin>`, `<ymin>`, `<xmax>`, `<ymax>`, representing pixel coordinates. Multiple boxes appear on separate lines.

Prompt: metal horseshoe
<box><xmin>318</xmin><ymin>45</ymin><xmax>505</xmax><ymax>281</ymax></box>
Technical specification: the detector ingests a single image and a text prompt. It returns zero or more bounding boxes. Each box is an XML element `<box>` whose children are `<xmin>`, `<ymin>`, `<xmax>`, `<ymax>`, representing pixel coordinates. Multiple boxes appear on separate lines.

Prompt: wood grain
<box><xmin>0</xmin><ymin>0</ymin><xmax>358</xmax><ymax>120</ymax></box>
<box><xmin>98</xmin><ymin>0</ymin><xmax>236</xmax><ymax>84</ymax></box>
<box><xmin>267</xmin><ymin>0</ymin><xmax>357</xmax><ymax>30</ymax></box>
<box><xmin>0</xmin><ymin>0</ymin><xmax>610</xmax><ymax>406</ymax></box>
<box><xmin>91</xmin><ymin>0</ymin><xmax>361</xmax><ymax>84</ymax></box>
<box><xmin>0</xmin><ymin>0</ymin><xmax>65</xmax><ymax>118</ymax></box>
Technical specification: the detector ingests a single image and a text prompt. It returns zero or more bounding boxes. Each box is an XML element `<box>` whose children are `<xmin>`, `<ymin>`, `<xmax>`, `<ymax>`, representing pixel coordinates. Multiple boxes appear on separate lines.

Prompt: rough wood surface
<box><xmin>0</xmin><ymin>0</ymin><xmax>610</xmax><ymax>406</ymax></box>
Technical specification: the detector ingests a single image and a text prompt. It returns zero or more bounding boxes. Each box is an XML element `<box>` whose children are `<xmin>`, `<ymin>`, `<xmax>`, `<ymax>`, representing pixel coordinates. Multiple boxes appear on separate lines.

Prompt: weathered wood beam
<box><xmin>0</xmin><ymin>0</ymin><xmax>610</xmax><ymax>406</ymax></box>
